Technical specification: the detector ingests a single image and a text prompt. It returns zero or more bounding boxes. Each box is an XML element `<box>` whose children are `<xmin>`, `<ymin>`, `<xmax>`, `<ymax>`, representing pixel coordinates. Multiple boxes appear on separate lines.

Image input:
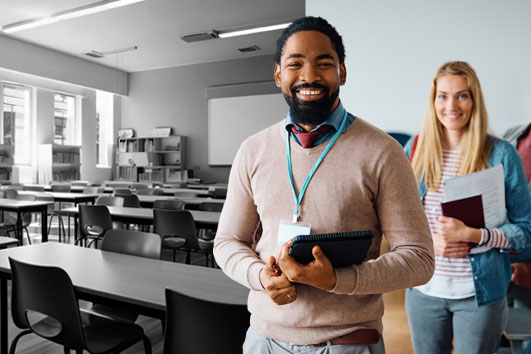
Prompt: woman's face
<box><xmin>434</xmin><ymin>74</ymin><xmax>473</xmax><ymax>135</ymax></box>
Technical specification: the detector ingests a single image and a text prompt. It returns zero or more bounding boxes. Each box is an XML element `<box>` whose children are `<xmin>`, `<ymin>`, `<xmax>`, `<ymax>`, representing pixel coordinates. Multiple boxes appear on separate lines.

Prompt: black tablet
<box><xmin>289</xmin><ymin>230</ymin><xmax>373</xmax><ymax>267</ymax></box>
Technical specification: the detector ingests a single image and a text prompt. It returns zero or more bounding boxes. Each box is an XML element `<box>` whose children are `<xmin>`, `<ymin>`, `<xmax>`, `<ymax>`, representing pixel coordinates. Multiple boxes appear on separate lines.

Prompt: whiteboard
<box><xmin>208</xmin><ymin>93</ymin><xmax>287</xmax><ymax>166</ymax></box>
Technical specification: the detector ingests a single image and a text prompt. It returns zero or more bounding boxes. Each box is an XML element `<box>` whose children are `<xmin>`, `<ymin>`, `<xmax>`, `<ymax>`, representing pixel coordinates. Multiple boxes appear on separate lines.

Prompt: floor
<box><xmin>7</xmin><ymin>220</ymin><xmax>417</xmax><ymax>354</ymax></box>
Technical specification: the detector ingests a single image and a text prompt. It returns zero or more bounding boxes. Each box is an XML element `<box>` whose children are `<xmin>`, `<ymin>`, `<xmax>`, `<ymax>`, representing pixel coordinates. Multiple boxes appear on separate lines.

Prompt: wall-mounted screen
<box><xmin>208</xmin><ymin>92</ymin><xmax>286</xmax><ymax>166</ymax></box>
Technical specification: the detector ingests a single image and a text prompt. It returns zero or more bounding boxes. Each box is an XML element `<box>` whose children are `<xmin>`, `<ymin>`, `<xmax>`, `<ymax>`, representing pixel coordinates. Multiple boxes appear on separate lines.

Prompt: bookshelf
<box><xmin>115</xmin><ymin>136</ymin><xmax>185</xmax><ymax>183</ymax></box>
<box><xmin>0</xmin><ymin>145</ymin><xmax>14</xmax><ymax>184</ymax></box>
<box><xmin>38</xmin><ymin>144</ymin><xmax>81</xmax><ymax>184</ymax></box>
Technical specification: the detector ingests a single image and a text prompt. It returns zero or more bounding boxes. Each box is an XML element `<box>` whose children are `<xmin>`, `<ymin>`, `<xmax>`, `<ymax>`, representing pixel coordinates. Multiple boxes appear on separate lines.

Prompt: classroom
<box><xmin>0</xmin><ymin>0</ymin><xmax>530</xmax><ymax>353</ymax></box>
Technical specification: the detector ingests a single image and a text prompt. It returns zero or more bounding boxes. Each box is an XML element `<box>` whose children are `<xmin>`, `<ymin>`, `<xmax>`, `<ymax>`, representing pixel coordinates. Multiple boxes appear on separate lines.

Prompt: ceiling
<box><xmin>0</xmin><ymin>0</ymin><xmax>305</xmax><ymax>73</ymax></box>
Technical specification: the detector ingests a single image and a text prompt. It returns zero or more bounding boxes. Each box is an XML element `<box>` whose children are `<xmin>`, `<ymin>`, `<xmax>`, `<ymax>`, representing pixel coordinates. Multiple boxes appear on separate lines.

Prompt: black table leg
<box><xmin>41</xmin><ymin>207</ymin><xmax>48</xmax><ymax>242</ymax></box>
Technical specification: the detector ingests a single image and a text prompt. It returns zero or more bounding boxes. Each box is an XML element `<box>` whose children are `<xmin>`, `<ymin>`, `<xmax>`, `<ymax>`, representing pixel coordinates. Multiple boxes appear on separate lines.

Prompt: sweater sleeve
<box><xmin>330</xmin><ymin>142</ymin><xmax>435</xmax><ymax>295</ymax></box>
<box><xmin>213</xmin><ymin>142</ymin><xmax>266</xmax><ymax>292</ymax></box>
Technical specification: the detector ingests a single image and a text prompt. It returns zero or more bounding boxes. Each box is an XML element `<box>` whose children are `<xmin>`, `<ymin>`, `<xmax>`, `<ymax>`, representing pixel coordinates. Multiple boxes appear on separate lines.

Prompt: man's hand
<box><xmin>511</xmin><ymin>262</ymin><xmax>531</xmax><ymax>288</ymax></box>
<box><xmin>259</xmin><ymin>256</ymin><xmax>297</xmax><ymax>305</ymax></box>
<box><xmin>432</xmin><ymin>232</ymin><xmax>470</xmax><ymax>258</ymax></box>
<box><xmin>277</xmin><ymin>241</ymin><xmax>337</xmax><ymax>291</ymax></box>
<box><xmin>437</xmin><ymin>216</ymin><xmax>481</xmax><ymax>244</ymax></box>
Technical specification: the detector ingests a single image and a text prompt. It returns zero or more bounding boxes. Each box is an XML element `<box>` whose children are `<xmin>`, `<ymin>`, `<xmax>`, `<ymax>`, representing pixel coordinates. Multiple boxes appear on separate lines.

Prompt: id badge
<box><xmin>277</xmin><ymin>219</ymin><xmax>311</xmax><ymax>246</ymax></box>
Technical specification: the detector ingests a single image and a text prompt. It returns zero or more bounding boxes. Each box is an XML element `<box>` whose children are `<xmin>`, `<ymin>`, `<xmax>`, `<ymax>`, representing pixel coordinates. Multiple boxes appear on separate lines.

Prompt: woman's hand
<box><xmin>437</xmin><ymin>216</ymin><xmax>482</xmax><ymax>244</ymax></box>
<box><xmin>432</xmin><ymin>232</ymin><xmax>470</xmax><ymax>258</ymax></box>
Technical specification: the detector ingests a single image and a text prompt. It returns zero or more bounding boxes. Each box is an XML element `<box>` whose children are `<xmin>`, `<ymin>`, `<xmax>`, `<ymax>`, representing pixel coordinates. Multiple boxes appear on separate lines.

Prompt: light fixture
<box><xmin>216</xmin><ymin>23</ymin><xmax>291</xmax><ymax>39</ymax></box>
<box><xmin>84</xmin><ymin>46</ymin><xmax>138</xmax><ymax>59</ymax></box>
<box><xmin>2</xmin><ymin>0</ymin><xmax>145</xmax><ymax>34</ymax></box>
<box><xmin>180</xmin><ymin>22</ymin><xmax>291</xmax><ymax>43</ymax></box>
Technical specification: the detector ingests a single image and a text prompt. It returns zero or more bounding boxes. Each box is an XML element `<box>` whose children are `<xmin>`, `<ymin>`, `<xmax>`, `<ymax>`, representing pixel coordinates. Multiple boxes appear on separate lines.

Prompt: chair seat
<box><xmin>89</xmin><ymin>304</ymin><xmax>138</xmax><ymax>323</ymax></box>
<box><xmin>163</xmin><ymin>237</ymin><xmax>186</xmax><ymax>249</ymax></box>
<box><xmin>197</xmin><ymin>238</ymin><xmax>214</xmax><ymax>251</ymax></box>
<box><xmin>80</xmin><ymin>309</ymin><xmax>145</xmax><ymax>353</ymax></box>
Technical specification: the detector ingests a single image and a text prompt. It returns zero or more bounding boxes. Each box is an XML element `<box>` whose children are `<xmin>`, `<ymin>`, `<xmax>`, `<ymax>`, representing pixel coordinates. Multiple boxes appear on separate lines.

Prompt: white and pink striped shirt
<box><xmin>416</xmin><ymin>150</ymin><xmax>511</xmax><ymax>299</ymax></box>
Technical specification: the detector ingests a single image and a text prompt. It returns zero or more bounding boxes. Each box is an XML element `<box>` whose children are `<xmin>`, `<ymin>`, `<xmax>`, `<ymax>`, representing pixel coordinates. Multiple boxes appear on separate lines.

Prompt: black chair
<box><xmin>95</xmin><ymin>195</ymin><xmax>124</xmax><ymax>207</ymax></box>
<box><xmin>113</xmin><ymin>188</ymin><xmax>132</xmax><ymax>196</ymax></box>
<box><xmin>91</xmin><ymin>229</ymin><xmax>162</xmax><ymax>322</ymax></box>
<box><xmin>207</xmin><ymin>186</ymin><xmax>227</xmax><ymax>199</ymax></box>
<box><xmin>153</xmin><ymin>199</ymin><xmax>185</xmax><ymax>211</ymax></box>
<box><xmin>0</xmin><ymin>194</ymin><xmax>35</xmax><ymax>245</ymax></box>
<box><xmin>153</xmin><ymin>209</ymin><xmax>213</xmax><ymax>265</ymax></box>
<box><xmin>100</xmin><ymin>229</ymin><xmax>162</xmax><ymax>259</ymax></box>
<box><xmin>120</xmin><ymin>194</ymin><xmax>141</xmax><ymax>208</ymax></box>
<box><xmin>8</xmin><ymin>257</ymin><xmax>152</xmax><ymax>354</ymax></box>
<box><xmin>164</xmin><ymin>288</ymin><xmax>249</xmax><ymax>354</ymax></box>
<box><xmin>76</xmin><ymin>205</ymin><xmax>113</xmax><ymax>248</ymax></box>
<box><xmin>197</xmin><ymin>202</ymin><xmax>223</xmax><ymax>240</ymax></box>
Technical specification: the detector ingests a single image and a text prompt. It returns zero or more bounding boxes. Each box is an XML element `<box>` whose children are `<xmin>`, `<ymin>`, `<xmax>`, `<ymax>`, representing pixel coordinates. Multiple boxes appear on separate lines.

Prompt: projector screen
<box><xmin>208</xmin><ymin>92</ymin><xmax>287</xmax><ymax>166</ymax></box>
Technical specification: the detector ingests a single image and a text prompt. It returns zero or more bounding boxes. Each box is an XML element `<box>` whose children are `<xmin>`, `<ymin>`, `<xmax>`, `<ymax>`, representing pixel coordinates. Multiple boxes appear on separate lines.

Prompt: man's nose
<box><xmin>300</xmin><ymin>65</ymin><xmax>321</xmax><ymax>83</ymax></box>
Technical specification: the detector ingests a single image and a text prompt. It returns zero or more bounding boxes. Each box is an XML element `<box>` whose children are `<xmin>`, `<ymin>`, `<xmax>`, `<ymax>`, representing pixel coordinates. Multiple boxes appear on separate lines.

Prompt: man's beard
<box><xmin>284</xmin><ymin>83</ymin><xmax>339</xmax><ymax>126</ymax></box>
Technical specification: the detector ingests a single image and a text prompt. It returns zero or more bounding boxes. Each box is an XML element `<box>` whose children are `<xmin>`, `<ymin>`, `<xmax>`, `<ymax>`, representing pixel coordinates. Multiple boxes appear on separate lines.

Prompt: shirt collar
<box><xmin>284</xmin><ymin>100</ymin><xmax>346</xmax><ymax>133</ymax></box>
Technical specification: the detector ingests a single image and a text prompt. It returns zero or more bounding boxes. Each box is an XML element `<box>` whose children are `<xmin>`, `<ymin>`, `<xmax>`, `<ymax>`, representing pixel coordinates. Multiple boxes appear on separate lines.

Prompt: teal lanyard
<box><xmin>286</xmin><ymin>111</ymin><xmax>348</xmax><ymax>222</ymax></box>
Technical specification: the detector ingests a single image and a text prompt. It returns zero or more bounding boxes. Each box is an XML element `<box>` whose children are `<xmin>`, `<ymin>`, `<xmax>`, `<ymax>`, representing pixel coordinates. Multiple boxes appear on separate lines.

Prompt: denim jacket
<box><xmin>404</xmin><ymin>135</ymin><xmax>531</xmax><ymax>306</ymax></box>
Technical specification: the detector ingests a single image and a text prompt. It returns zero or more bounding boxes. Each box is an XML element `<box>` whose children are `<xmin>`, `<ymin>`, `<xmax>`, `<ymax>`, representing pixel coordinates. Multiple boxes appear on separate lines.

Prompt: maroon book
<box><xmin>441</xmin><ymin>194</ymin><xmax>485</xmax><ymax>228</ymax></box>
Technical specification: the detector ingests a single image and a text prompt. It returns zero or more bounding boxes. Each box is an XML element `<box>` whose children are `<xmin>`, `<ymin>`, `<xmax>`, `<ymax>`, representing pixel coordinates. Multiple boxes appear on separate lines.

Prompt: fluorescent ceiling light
<box><xmin>217</xmin><ymin>23</ymin><xmax>291</xmax><ymax>39</ymax></box>
<box><xmin>3</xmin><ymin>18</ymin><xmax>59</xmax><ymax>34</ymax></box>
<box><xmin>2</xmin><ymin>0</ymin><xmax>145</xmax><ymax>33</ymax></box>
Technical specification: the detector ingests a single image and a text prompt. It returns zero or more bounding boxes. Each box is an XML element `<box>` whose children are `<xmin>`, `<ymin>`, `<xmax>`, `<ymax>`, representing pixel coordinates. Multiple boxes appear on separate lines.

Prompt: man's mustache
<box><xmin>290</xmin><ymin>83</ymin><xmax>329</xmax><ymax>95</ymax></box>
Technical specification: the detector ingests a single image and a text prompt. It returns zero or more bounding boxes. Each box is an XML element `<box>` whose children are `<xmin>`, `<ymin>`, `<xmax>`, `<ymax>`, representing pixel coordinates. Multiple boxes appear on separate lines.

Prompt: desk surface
<box><xmin>0</xmin><ymin>199</ymin><xmax>54</xmax><ymax>211</ymax></box>
<box><xmin>137</xmin><ymin>195</ymin><xmax>224</xmax><ymax>206</ymax></box>
<box><xmin>18</xmin><ymin>191</ymin><xmax>99</xmax><ymax>202</ymax></box>
<box><xmin>62</xmin><ymin>206</ymin><xmax>221</xmax><ymax>225</ymax></box>
<box><xmin>0</xmin><ymin>243</ymin><xmax>248</xmax><ymax>309</ymax></box>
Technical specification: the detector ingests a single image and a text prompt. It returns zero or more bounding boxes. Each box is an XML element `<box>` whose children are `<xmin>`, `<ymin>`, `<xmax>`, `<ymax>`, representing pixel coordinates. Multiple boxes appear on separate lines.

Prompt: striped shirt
<box><xmin>416</xmin><ymin>150</ymin><xmax>511</xmax><ymax>299</ymax></box>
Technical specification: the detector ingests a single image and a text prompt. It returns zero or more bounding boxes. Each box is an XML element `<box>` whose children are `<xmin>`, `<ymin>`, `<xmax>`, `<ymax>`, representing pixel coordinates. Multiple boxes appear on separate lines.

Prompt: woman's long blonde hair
<box><xmin>411</xmin><ymin>61</ymin><xmax>492</xmax><ymax>191</ymax></box>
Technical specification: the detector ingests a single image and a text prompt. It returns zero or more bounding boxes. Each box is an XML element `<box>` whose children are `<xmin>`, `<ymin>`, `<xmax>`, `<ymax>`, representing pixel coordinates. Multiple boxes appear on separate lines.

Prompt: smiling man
<box><xmin>214</xmin><ymin>16</ymin><xmax>434</xmax><ymax>354</ymax></box>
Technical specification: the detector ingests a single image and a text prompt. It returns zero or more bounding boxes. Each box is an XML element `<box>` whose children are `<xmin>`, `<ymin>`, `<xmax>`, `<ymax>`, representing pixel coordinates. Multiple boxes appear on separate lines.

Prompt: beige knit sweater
<box><xmin>214</xmin><ymin>117</ymin><xmax>434</xmax><ymax>345</ymax></box>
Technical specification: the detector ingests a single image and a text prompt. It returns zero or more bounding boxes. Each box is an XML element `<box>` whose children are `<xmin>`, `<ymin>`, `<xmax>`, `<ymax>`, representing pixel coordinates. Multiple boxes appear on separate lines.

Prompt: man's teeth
<box><xmin>299</xmin><ymin>90</ymin><xmax>321</xmax><ymax>95</ymax></box>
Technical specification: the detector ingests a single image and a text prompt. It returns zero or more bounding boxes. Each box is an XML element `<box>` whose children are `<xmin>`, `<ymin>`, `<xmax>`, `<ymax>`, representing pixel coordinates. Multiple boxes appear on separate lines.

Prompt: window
<box><xmin>54</xmin><ymin>93</ymin><xmax>78</xmax><ymax>145</ymax></box>
<box><xmin>96</xmin><ymin>90</ymin><xmax>114</xmax><ymax>167</ymax></box>
<box><xmin>2</xmin><ymin>83</ymin><xmax>32</xmax><ymax>165</ymax></box>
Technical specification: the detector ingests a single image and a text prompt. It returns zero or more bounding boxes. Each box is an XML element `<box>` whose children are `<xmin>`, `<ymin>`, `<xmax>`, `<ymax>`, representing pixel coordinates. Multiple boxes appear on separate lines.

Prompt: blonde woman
<box><xmin>404</xmin><ymin>61</ymin><xmax>531</xmax><ymax>354</ymax></box>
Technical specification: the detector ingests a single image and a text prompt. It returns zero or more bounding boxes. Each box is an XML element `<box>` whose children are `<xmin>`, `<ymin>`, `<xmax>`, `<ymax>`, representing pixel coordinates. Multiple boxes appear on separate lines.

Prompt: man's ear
<box><xmin>339</xmin><ymin>63</ymin><xmax>347</xmax><ymax>86</ymax></box>
<box><xmin>274</xmin><ymin>64</ymin><xmax>281</xmax><ymax>87</ymax></box>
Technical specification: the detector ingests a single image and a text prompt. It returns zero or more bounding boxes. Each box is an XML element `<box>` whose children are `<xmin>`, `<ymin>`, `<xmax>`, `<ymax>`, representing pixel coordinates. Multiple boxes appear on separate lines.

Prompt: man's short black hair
<box><xmin>274</xmin><ymin>16</ymin><xmax>345</xmax><ymax>65</ymax></box>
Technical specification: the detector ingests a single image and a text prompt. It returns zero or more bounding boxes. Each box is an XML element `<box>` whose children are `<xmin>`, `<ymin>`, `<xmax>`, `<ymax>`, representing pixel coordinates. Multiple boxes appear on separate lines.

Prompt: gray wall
<box><xmin>307</xmin><ymin>0</ymin><xmax>531</xmax><ymax>136</ymax></box>
<box><xmin>122</xmin><ymin>54</ymin><xmax>279</xmax><ymax>182</ymax></box>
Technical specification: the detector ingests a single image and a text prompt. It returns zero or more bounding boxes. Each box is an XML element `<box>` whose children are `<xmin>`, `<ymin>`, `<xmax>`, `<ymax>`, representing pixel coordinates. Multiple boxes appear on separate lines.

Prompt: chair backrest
<box><xmin>83</xmin><ymin>186</ymin><xmax>104</xmax><ymax>194</ymax></box>
<box><xmin>71</xmin><ymin>180</ymin><xmax>90</xmax><ymax>186</ymax></box>
<box><xmin>23</xmin><ymin>185</ymin><xmax>45</xmax><ymax>192</ymax></box>
<box><xmin>153</xmin><ymin>199</ymin><xmax>185</xmax><ymax>211</ymax></box>
<box><xmin>9</xmin><ymin>257</ymin><xmax>86</xmax><ymax>349</ymax></box>
<box><xmin>387</xmin><ymin>132</ymin><xmax>411</xmax><ymax>147</ymax></box>
<box><xmin>96</xmin><ymin>195</ymin><xmax>124</xmax><ymax>207</ymax></box>
<box><xmin>101</xmin><ymin>229</ymin><xmax>162</xmax><ymax>259</ymax></box>
<box><xmin>198</xmin><ymin>202</ymin><xmax>223</xmax><ymax>212</ymax></box>
<box><xmin>163</xmin><ymin>288</ymin><xmax>249</xmax><ymax>354</ymax></box>
<box><xmin>3</xmin><ymin>188</ymin><xmax>18</xmax><ymax>199</ymax></box>
<box><xmin>121</xmin><ymin>194</ymin><xmax>141</xmax><ymax>208</ymax></box>
<box><xmin>153</xmin><ymin>209</ymin><xmax>199</xmax><ymax>249</ymax></box>
<box><xmin>138</xmin><ymin>188</ymin><xmax>165</xmax><ymax>195</ymax></box>
<box><xmin>51</xmin><ymin>183</ymin><xmax>72</xmax><ymax>192</ymax></box>
<box><xmin>129</xmin><ymin>183</ymin><xmax>148</xmax><ymax>190</ymax></box>
<box><xmin>113</xmin><ymin>188</ymin><xmax>132</xmax><ymax>196</ymax></box>
<box><xmin>78</xmin><ymin>205</ymin><xmax>114</xmax><ymax>238</ymax></box>
<box><xmin>207</xmin><ymin>186</ymin><xmax>227</xmax><ymax>199</ymax></box>
<box><xmin>173</xmin><ymin>191</ymin><xmax>198</xmax><ymax>198</ymax></box>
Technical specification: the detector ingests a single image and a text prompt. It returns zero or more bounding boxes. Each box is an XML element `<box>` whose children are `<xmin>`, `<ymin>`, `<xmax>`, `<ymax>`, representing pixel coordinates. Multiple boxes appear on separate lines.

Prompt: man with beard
<box><xmin>214</xmin><ymin>16</ymin><xmax>434</xmax><ymax>354</ymax></box>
